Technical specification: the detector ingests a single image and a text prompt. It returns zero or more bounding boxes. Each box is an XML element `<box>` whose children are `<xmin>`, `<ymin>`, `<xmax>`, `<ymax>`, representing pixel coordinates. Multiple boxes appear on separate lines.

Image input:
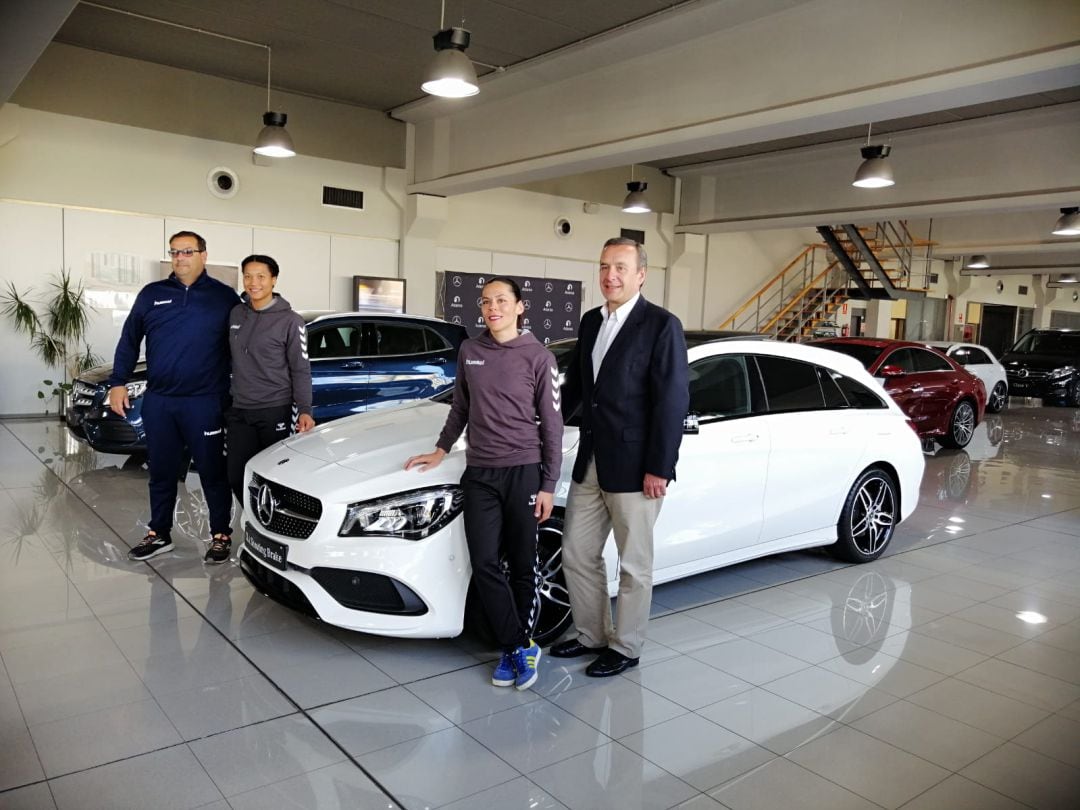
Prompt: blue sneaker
<box><xmin>492</xmin><ymin>652</ymin><xmax>516</xmax><ymax>687</ymax></box>
<box><xmin>512</xmin><ymin>640</ymin><xmax>541</xmax><ymax>691</ymax></box>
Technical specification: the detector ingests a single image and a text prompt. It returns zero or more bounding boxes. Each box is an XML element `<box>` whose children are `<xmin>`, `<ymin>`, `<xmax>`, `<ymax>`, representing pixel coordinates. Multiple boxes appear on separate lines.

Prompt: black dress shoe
<box><xmin>549</xmin><ymin>639</ymin><xmax>608</xmax><ymax>658</ymax></box>
<box><xmin>585</xmin><ymin>649</ymin><xmax>639</xmax><ymax>677</ymax></box>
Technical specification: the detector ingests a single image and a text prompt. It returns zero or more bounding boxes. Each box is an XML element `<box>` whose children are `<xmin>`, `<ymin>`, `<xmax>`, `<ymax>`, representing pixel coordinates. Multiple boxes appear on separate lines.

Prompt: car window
<box><xmin>814</xmin><ymin>342</ymin><xmax>883</xmax><ymax>369</ymax></box>
<box><xmin>1012</xmin><ymin>330</ymin><xmax>1080</xmax><ymax>355</ymax></box>
<box><xmin>374</xmin><ymin>324</ymin><xmax>427</xmax><ymax>356</ymax></box>
<box><xmin>829</xmin><ymin>371</ymin><xmax>888</xmax><ymax>409</ymax></box>
<box><xmin>913</xmin><ymin>348</ymin><xmax>952</xmax><ymax>372</ymax></box>
<box><xmin>755</xmin><ymin>355</ymin><xmax>825</xmax><ymax>412</ymax></box>
<box><xmin>308</xmin><ymin>325</ymin><xmax>359</xmax><ymax>359</ymax></box>
<box><xmin>951</xmin><ymin>346</ymin><xmax>991</xmax><ymax>366</ymax></box>
<box><xmin>816</xmin><ymin>367</ymin><xmax>849</xmax><ymax>408</ymax></box>
<box><xmin>882</xmin><ymin>348</ymin><xmax>918</xmax><ymax>373</ymax></box>
<box><xmin>688</xmin><ymin>355</ymin><xmax>752</xmax><ymax>420</ymax></box>
<box><xmin>423</xmin><ymin>328</ymin><xmax>451</xmax><ymax>352</ymax></box>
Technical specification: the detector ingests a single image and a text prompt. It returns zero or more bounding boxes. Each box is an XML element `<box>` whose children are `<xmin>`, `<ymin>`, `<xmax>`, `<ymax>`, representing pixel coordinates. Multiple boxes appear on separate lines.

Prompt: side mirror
<box><xmin>683</xmin><ymin>412</ymin><xmax>700</xmax><ymax>435</ymax></box>
<box><xmin>878</xmin><ymin>364</ymin><xmax>906</xmax><ymax>379</ymax></box>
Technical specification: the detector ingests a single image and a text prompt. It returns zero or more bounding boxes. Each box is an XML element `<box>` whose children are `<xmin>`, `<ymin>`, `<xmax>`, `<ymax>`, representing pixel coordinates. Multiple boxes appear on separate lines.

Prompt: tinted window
<box><xmin>756</xmin><ymin>356</ymin><xmax>825</xmax><ymax>412</ymax></box>
<box><xmin>913</xmin><ymin>348</ymin><xmax>952</xmax><ymax>372</ymax></box>
<box><xmin>814</xmin><ymin>342</ymin><xmax>884</xmax><ymax>370</ymax></box>
<box><xmin>688</xmin><ymin>355</ymin><xmax>751</xmax><ymax>419</ymax></box>
<box><xmin>374</xmin><ymin>324</ymin><xmax>427</xmax><ymax>356</ymax></box>
<box><xmin>816</xmin><ymin>367</ymin><xmax>849</xmax><ymax>408</ymax></box>
<box><xmin>830</xmin><ymin>372</ymin><xmax>888</xmax><ymax>409</ymax></box>
<box><xmin>882</xmin><ymin>348</ymin><xmax>918</xmax><ymax>373</ymax></box>
<box><xmin>308</xmin><ymin>325</ymin><xmax>359</xmax><ymax>359</ymax></box>
<box><xmin>1011</xmin><ymin>331</ymin><xmax>1080</xmax><ymax>355</ymax></box>
<box><xmin>950</xmin><ymin>346</ymin><xmax>991</xmax><ymax>366</ymax></box>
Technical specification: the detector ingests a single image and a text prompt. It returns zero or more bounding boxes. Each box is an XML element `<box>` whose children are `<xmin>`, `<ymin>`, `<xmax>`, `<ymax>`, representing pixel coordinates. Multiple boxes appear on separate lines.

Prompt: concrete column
<box><xmin>667</xmin><ymin>232</ymin><xmax>706</xmax><ymax>329</ymax></box>
<box><xmin>865</xmin><ymin>299</ymin><xmax>895</xmax><ymax>338</ymax></box>
<box><xmin>1032</xmin><ymin>279</ymin><xmax>1058</xmax><ymax>327</ymax></box>
<box><xmin>399</xmin><ymin>193</ymin><xmax>447</xmax><ymax>317</ymax></box>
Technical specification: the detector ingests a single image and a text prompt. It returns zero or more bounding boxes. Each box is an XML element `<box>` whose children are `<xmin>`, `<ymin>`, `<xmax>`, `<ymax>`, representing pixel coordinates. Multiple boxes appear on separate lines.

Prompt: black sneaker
<box><xmin>128</xmin><ymin>532</ymin><xmax>173</xmax><ymax>561</ymax></box>
<box><xmin>204</xmin><ymin>533</ymin><xmax>232</xmax><ymax>565</ymax></box>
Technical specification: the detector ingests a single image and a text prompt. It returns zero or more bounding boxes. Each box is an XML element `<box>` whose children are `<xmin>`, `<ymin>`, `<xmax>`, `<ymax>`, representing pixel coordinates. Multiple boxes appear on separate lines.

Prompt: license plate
<box><xmin>245</xmin><ymin>524</ymin><xmax>288</xmax><ymax>571</ymax></box>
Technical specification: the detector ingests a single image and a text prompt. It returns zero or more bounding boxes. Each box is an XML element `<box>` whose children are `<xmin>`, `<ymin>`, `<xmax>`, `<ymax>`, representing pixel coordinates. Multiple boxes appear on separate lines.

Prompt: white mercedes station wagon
<box><xmin>238</xmin><ymin>337</ymin><xmax>924</xmax><ymax>645</ymax></box>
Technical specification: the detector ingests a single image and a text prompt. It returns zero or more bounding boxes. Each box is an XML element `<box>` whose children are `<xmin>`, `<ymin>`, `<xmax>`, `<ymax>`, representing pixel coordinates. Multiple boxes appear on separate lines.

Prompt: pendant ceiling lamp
<box><xmin>421</xmin><ymin>0</ymin><xmax>479</xmax><ymax>98</ymax></box>
<box><xmin>852</xmin><ymin>123</ymin><xmax>894</xmax><ymax>189</ymax></box>
<box><xmin>622</xmin><ymin>166</ymin><xmax>651</xmax><ymax>214</ymax></box>
<box><xmin>253</xmin><ymin>47</ymin><xmax>295</xmax><ymax>157</ymax></box>
<box><xmin>965</xmin><ymin>254</ymin><xmax>990</xmax><ymax>269</ymax></box>
<box><xmin>1051</xmin><ymin>207</ymin><xmax>1080</xmax><ymax>236</ymax></box>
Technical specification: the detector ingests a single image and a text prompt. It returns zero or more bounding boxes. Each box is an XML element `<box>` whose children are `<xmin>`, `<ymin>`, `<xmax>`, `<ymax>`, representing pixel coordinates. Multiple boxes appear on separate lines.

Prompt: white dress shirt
<box><xmin>592</xmin><ymin>293</ymin><xmax>640</xmax><ymax>381</ymax></box>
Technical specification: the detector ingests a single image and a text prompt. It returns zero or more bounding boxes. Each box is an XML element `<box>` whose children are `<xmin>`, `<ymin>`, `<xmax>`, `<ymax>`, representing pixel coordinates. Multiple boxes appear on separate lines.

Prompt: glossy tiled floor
<box><xmin>2</xmin><ymin>403</ymin><xmax>1080</xmax><ymax>809</ymax></box>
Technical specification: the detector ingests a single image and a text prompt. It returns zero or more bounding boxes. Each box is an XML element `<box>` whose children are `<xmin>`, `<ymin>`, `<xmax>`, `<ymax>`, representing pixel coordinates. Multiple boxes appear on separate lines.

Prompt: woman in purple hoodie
<box><xmin>405</xmin><ymin>277</ymin><xmax>563</xmax><ymax>691</ymax></box>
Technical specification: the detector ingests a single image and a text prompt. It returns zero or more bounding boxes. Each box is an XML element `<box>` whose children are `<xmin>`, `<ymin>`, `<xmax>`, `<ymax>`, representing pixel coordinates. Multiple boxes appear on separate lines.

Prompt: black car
<box><xmin>1000</xmin><ymin>328</ymin><xmax>1080</xmax><ymax>406</ymax></box>
<box><xmin>67</xmin><ymin>312</ymin><xmax>468</xmax><ymax>454</ymax></box>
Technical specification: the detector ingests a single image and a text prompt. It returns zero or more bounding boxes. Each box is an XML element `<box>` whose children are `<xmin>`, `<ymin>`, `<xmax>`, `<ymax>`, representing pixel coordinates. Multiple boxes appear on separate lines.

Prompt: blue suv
<box><xmin>67</xmin><ymin>312</ymin><xmax>468</xmax><ymax>454</ymax></box>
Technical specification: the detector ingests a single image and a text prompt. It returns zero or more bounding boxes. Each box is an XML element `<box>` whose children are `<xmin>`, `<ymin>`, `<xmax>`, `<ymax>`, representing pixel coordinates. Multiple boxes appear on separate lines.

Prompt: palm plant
<box><xmin>1</xmin><ymin>268</ymin><xmax>101</xmax><ymax>414</ymax></box>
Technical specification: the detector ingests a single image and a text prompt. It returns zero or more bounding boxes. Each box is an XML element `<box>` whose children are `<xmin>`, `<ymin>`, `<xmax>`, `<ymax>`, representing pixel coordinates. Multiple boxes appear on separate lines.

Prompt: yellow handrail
<box><xmin>716</xmin><ymin>245</ymin><xmax>817</xmax><ymax>331</ymax></box>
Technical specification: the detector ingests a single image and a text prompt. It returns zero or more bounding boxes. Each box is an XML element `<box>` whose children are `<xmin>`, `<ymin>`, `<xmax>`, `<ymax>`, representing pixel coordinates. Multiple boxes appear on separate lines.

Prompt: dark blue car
<box><xmin>67</xmin><ymin>312</ymin><xmax>468</xmax><ymax>454</ymax></box>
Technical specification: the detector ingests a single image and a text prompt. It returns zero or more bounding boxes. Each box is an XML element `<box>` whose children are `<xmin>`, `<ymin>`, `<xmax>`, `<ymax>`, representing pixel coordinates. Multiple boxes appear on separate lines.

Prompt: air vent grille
<box><xmin>620</xmin><ymin>228</ymin><xmax>645</xmax><ymax>244</ymax></box>
<box><xmin>322</xmin><ymin>186</ymin><xmax>364</xmax><ymax>210</ymax></box>
<box><xmin>1018</xmin><ymin>285</ymin><xmax>1029</xmax><ymax>295</ymax></box>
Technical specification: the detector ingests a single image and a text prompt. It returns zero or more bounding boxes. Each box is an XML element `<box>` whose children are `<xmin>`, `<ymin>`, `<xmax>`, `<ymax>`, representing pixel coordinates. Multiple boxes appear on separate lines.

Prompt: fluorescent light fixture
<box><xmin>966</xmin><ymin>254</ymin><xmax>990</xmax><ymax>269</ymax></box>
<box><xmin>1051</xmin><ymin>207</ymin><xmax>1080</xmax><ymax>236</ymax></box>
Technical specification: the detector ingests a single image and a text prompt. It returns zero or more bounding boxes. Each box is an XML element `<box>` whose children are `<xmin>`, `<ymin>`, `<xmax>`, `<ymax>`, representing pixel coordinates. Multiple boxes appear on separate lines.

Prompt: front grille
<box><xmin>248</xmin><ymin>472</ymin><xmax>322</xmax><ymax>539</ymax></box>
<box><xmin>1007</xmin><ymin>369</ymin><xmax>1051</xmax><ymax>381</ymax></box>
<box><xmin>309</xmin><ymin>567</ymin><xmax>427</xmax><ymax>615</ymax></box>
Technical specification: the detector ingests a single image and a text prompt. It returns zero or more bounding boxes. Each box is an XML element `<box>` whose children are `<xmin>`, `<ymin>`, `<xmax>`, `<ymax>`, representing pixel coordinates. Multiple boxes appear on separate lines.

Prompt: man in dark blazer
<box><xmin>551</xmin><ymin>237</ymin><xmax>689</xmax><ymax>677</ymax></box>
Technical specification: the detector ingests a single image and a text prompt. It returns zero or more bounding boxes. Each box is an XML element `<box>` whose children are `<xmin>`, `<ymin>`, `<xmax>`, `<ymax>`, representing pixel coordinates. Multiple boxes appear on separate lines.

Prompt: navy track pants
<box><xmin>141</xmin><ymin>391</ymin><xmax>232</xmax><ymax>538</ymax></box>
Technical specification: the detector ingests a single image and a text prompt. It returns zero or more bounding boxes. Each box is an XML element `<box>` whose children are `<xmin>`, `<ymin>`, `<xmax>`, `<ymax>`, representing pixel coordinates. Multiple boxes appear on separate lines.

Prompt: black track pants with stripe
<box><xmin>462</xmin><ymin>464</ymin><xmax>541</xmax><ymax>653</ymax></box>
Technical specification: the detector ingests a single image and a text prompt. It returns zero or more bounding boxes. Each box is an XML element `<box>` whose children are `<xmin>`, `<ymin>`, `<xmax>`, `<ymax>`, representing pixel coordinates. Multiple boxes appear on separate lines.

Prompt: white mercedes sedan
<box><xmin>237</xmin><ymin>337</ymin><xmax>924</xmax><ymax>645</ymax></box>
<box><xmin>924</xmin><ymin>341</ymin><xmax>1009</xmax><ymax>413</ymax></box>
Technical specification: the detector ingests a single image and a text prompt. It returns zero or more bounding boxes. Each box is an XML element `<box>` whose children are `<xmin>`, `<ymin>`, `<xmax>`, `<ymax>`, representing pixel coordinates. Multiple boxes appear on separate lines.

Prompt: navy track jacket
<box><xmin>108</xmin><ymin>272</ymin><xmax>240</xmax><ymax>396</ymax></box>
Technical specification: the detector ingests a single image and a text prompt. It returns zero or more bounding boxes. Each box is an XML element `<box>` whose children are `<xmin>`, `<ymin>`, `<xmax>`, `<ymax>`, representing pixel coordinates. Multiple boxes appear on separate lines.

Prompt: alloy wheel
<box><xmin>848</xmin><ymin>474</ymin><xmax>896</xmax><ymax>557</ymax></box>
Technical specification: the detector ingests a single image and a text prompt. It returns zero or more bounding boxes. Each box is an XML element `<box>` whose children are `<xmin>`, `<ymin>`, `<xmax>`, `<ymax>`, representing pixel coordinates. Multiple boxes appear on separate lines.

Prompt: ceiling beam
<box><xmin>0</xmin><ymin>0</ymin><xmax>77</xmax><ymax>105</ymax></box>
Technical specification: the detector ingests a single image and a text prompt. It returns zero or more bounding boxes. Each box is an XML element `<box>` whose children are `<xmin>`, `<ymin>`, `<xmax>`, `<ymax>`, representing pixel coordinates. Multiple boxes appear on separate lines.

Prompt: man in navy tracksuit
<box><xmin>108</xmin><ymin>231</ymin><xmax>239</xmax><ymax>562</ymax></box>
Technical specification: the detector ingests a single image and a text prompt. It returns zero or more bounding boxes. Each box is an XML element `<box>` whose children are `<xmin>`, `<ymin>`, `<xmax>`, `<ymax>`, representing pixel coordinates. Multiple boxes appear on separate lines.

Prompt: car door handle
<box><xmin>341</xmin><ymin>361</ymin><xmax>365</xmax><ymax>369</ymax></box>
<box><xmin>730</xmin><ymin>433</ymin><xmax>759</xmax><ymax>443</ymax></box>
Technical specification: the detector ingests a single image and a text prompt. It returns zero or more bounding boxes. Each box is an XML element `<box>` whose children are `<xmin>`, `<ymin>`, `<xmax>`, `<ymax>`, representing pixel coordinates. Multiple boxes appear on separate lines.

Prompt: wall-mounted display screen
<box><xmin>354</xmin><ymin>276</ymin><xmax>406</xmax><ymax>313</ymax></box>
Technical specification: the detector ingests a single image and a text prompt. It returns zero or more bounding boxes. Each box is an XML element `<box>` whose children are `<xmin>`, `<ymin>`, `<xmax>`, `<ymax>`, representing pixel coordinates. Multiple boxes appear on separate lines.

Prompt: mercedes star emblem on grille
<box><xmin>257</xmin><ymin>484</ymin><xmax>277</xmax><ymax>526</ymax></box>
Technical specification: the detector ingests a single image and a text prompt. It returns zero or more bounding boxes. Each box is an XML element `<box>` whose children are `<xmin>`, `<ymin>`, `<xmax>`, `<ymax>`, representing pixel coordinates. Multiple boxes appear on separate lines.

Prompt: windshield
<box><xmin>813</xmin><ymin>342</ymin><xmax>884</xmax><ymax>370</ymax></box>
<box><xmin>1010</xmin><ymin>331</ymin><xmax>1080</xmax><ymax>356</ymax></box>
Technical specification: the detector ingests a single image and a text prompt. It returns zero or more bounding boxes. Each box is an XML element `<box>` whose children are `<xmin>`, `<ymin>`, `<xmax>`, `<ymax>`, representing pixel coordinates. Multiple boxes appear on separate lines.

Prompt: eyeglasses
<box><xmin>167</xmin><ymin>248</ymin><xmax>202</xmax><ymax>257</ymax></box>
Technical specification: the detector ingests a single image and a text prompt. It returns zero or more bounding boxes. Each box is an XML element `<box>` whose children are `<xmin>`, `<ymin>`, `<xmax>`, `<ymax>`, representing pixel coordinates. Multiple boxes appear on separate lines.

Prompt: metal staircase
<box><xmin>716</xmin><ymin>222</ymin><xmax>933</xmax><ymax>341</ymax></box>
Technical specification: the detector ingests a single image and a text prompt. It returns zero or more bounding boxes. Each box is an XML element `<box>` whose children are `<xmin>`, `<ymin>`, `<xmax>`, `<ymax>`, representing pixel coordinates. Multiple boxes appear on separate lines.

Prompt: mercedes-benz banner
<box><xmin>437</xmin><ymin>272</ymin><xmax>583</xmax><ymax>344</ymax></box>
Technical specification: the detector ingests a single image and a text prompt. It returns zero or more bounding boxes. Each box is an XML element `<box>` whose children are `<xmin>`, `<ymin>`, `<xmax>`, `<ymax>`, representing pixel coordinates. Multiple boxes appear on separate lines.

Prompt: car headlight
<box><xmin>126</xmin><ymin>380</ymin><xmax>148</xmax><ymax>399</ymax></box>
<box><xmin>1049</xmin><ymin>366</ymin><xmax>1075</xmax><ymax>380</ymax></box>
<box><xmin>339</xmin><ymin>486</ymin><xmax>464</xmax><ymax>540</ymax></box>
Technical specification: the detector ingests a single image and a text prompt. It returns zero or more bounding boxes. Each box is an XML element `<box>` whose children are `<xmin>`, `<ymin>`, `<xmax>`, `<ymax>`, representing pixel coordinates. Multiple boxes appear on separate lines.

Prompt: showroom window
<box><xmin>688</xmin><ymin>355</ymin><xmax>752</xmax><ymax>420</ymax></box>
<box><xmin>755</xmin><ymin>355</ymin><xmax>826</xmax><ymax>412</ymax></box>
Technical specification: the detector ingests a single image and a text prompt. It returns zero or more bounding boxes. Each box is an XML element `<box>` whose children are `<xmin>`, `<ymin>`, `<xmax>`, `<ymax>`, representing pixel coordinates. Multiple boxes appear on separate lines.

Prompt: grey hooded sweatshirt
<box><xmin>228</xmin><ymin>294</ymin><xmax>313</xmax><ymax>416</ymax></box>
<box><xmin>437</xmin><ymin>330</ymin><xmax>563</xmax><ymax>491</ymax></box>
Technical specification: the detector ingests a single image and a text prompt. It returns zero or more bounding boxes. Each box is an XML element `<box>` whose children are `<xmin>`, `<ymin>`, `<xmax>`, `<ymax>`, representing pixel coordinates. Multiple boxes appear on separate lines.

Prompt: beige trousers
<box><xmin>562</xmin><ymin>459</ymin><xmax>663</xmax><ymax>659</ymax></box>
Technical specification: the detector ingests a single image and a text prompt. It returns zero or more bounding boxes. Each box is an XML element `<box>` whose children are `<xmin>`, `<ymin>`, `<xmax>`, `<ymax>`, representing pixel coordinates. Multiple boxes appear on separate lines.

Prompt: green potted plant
<box><xmin>1</xmin><ymin>268</ymin><xmax>101</xmax><ymax>416</ymax></box>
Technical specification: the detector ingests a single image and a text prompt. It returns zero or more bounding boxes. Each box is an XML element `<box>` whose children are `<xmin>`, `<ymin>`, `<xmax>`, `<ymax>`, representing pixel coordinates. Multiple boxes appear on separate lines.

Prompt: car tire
<box><xmin>830</xmin><ymin>467</ymin><xmax>898</xmax><ymax>563</ymax></box>
<box><xmin>937</xmin><ymin>400</ymin><xmax>976</xmax><ymax>449</ymax></box>
<box><xmin>463</xmin><ymin>514</ymin><xmax>573</xmax><ymax>648</ymax></box>
<box><xmin>985</xmin><ymin>382</ymin><xmax>1008</xmax><ymax>413</ymax></box>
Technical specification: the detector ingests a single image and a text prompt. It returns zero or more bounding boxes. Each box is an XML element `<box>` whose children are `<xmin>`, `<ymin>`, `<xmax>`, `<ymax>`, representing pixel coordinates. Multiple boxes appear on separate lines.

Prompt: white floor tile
<box><xmin>545</xmin><ymin>674</ymin><xmax>688</xmax><ymax>739</ymax></box>
<box><xmin>697</xmin><ymin>687</ymin><xmax>840</xmax><ymax>755</ymax></box>
<box><xmin>154</xmin><ymin>674</ymin><xmax>296</xmax><ymax>740</ymax></box>
<box><xmin>898</xmin><ymin>774</ymin><xmax>1031</xmax><ymax>810</ymax></box>
<box><xmin>954</xmin><ymin>657</ymin><xmax>1080</xmax><ymax>712</ymax></box>
<box><xmin>787</xmin><ymin>726</ymin><xmax>949</xmax><ymax>809</ymax></box>
<box><xmin>623</xmin><ymin>654</ymin><xmax>753</xmax><ymax>710</ymax></box>
<box><xmin>1011</xmin><ymin>713</ymin><xmax>1080</xmax><ymax>769</ymax></box>
<box><xmin>961</xmin><ymin>742</ymin><xmax>1080</xmax><ymax>810</ymax></box>
<box><xmin>438</xmin><ymin>776</ymin><xmax>566</xmax><ymax>810</ymax></box>
<box><xmin>689</xmin><ymin>638</ymin><xmax>810</xmax><ymax>686</ymax></box>
<box><xmin>619</xmin><ymin>713</ymin><xmax>774</xmax><ymax>792</ymax></box>
<box><xmin>405</xmin><ymin>663</ymin><xmax>542</xmax><ymax>724</ymax></box>
<box><xmin>310</xmin><ymin>687</ymin><xmax>453</xmax><ymax>756</ymax></box>
<box><xmin>905</xmin><ymin>678</ymin><xmax>1050</xmax><ymax>738</ymax></box>
<box><xmin>763</xmin><ymin>665</ymin><xmax>897</xmax><ymax>722</ymax></box>
<box><xmin>530</xmin><ymin>742</ymin><xmax>699</xmax><ymax>810</ymax></box>
<box><xmin>711</xmin><ymin>756</ymin><xmax>880</xmax><ymax>810</ymax></box>
<box><xmin>462</xmin><ymin>700</ymin><xmax>609</xmax><ymax>773</ymax></box>
<box><xmin>225</xmin><ymin>761</ymin><xmax>396</xmax><ymax>810</ymax></box>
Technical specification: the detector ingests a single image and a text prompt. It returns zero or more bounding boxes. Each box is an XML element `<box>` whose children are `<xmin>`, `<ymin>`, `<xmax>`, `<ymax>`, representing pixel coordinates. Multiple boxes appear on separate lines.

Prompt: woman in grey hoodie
<box><xmin>216</xmin><ymin>254</ymin><xmax>314</xmax><ymax>564</ymax></box>
<box><xmin>406</xmin><ymin>277</ymin><xmax>563</xmax><ymax>692</ymax></box>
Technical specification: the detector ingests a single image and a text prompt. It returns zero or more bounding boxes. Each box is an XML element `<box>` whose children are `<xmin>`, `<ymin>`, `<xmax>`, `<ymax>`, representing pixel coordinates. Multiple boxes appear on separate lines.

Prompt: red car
<box><xmin>811</xmin><ymin>338</ymin><xmax>986</xmax><ymax>449</ymax></box>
